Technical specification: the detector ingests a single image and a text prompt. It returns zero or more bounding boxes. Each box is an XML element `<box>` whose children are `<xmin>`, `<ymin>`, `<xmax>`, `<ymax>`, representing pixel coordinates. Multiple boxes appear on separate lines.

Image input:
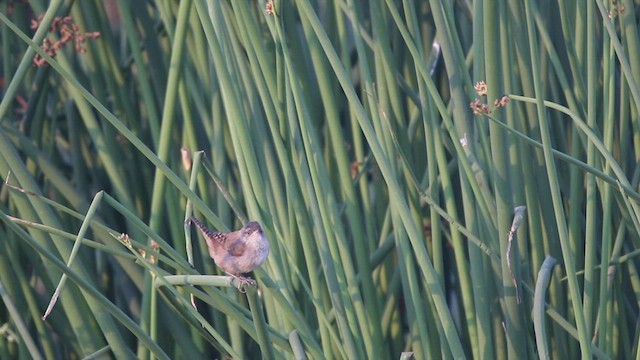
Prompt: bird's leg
<box><xmin>226</xmin><ymin>273</ymin><xmax>256</xmax><ymax>292</ymax></box>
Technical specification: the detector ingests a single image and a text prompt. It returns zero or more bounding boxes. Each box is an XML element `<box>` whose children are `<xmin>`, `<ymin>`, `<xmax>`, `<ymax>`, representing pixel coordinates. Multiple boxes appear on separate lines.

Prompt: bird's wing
<box><xmin>226</xmin><ymin>238</ymin><xmax>247</xmax><ymax>257</ymax></box>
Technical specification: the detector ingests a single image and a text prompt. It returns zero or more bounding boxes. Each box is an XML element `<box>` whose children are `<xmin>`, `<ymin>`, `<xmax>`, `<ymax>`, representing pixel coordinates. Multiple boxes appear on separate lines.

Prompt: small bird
<box><xmin>189</xmin><ymin>216</ymin><xmax>270</xmax><ymax>286</ymax></box>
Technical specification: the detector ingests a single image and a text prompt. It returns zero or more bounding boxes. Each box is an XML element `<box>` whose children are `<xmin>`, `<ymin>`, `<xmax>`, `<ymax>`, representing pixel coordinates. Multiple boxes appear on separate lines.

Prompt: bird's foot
<box><xmin>227</xmin><ymin>273</ymin><xmax>256</xmax><ymax>292</ymax></box>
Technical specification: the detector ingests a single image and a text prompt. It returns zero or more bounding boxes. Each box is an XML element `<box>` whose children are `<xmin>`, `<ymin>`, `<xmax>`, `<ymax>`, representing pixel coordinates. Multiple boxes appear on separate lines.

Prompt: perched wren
<box><xmin>189</xmin><ymin>216</ymin><xmax>270</xmax><ymax>280</ymax></box>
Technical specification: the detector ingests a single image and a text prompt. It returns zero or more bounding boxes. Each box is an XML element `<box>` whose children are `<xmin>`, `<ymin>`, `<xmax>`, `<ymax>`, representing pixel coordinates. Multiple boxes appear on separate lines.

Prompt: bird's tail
<box><xmin>189</xmin><ymin>216</ymin><xmax>220</xmax><ymax>257</ymax></box>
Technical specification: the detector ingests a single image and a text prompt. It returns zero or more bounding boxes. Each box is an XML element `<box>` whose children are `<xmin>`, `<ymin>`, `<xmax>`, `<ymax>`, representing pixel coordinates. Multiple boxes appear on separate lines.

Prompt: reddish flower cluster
<box><xmin>6</xmin><ymin>0</ymin><xmax>29</xmax><ymax>16</ymax></box>
<box><xmin>30</xmin><ymin>16</ymin><xmax>100</xmax><ymax>67</ymax></box>
<box><xmin>608</xmin><ymin>0</ymin><xmax>625</xmax><ymax>18</ymax></box>
<box><xmin>494</xmin><ymin>95</ymin><xmax>510</xmax><ymax>108</ymax></box>
<box><xmin>469</xmin><ymin>81</ymin><xmax>509</xmax><ymax>115</ymax></box>
<box><xmin>469</xmin><ymin>98</ymin><xmax>490</xmax><ymax>115</ymax></box>
<box><xmin>266</xmin><ymin>0</ymin><xmax>275</xmax><ymax>15</ymax></box>
<box><xmin>474</xmin><ymin>81</ymin><xmax>488</xmax><ymax>96</ymax></box>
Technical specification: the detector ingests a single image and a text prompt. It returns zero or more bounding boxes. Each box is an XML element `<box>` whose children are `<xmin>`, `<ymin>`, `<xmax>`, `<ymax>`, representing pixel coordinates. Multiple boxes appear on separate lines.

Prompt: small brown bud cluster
<box><xmin>266</xmin><ymin>0</ymin><xmax>275</xmax><ymax>15</ymax></box>
<box><xmin>31</xmin><ymin>16</ymin><xmax>101</xmax><ymax>67</ymax></box>
<box><xmin>119</xmin><ymin>233</ymin><xmax>132</xmax><ymax>248</ymax></box>
<box><xmin>608</xmin><ymin>0</ymin><xmax>625</xmax><ymax>18</ymax></box>
<box><xmin>6</xmin><ymin>0</ymin><xmax>29</xmax><ymax>16</ymax></box>
<box><xmin>469</xmin><ymin>81</ymin><xmax>509</xmax><ymax>115</ymax></box>
<box><xmin>147</xmin><ymin>240</ymin><xmax>160</xmax><ymax>264</ymax></box>
<box><xmin>474</xmin><ymin>81</ymin><xmax>487</xmax><ymax>96</ymax></box>
<box><xmin>119</xmin><ymin>233</ymin><xmax>160</xmax><ymax>264</ymax></box>
<box><xmin>469</xmin><ymin>98</ymin><xmax>490</xmax><ymax>115</ymax></box>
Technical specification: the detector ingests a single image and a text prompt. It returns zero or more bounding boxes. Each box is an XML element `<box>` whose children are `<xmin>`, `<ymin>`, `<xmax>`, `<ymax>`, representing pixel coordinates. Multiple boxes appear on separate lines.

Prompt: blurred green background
<box><xmin>0</xmin><ymin>0</ymin><xmax>638</xmax><ymax>359</ymax></box>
